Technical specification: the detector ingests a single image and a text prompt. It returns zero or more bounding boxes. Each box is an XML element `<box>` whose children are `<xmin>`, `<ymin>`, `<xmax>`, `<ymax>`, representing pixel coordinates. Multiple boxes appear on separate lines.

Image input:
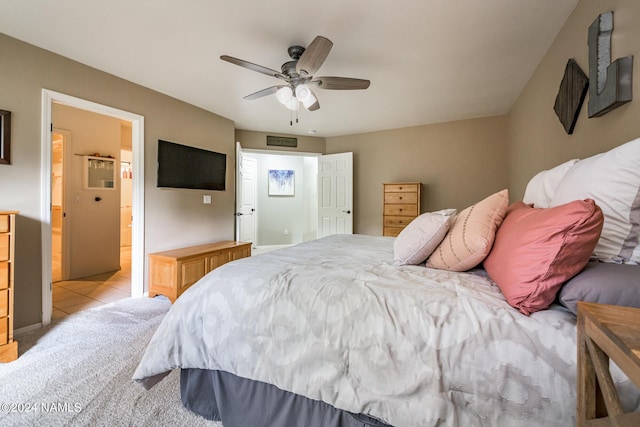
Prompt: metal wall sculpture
<box><xmin>587</xmin><ymin>11</ymin><xmax>633</xmax><ymax>117</ymax></box>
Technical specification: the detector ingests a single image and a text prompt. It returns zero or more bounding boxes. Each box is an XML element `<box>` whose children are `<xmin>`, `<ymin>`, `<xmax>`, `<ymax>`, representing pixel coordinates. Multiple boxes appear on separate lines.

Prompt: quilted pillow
<box><xmin>550</xmin><ymin>137</ymin><xmax>640</xmax><ymax>264</ymax></box>
<box><xmin>558</xmin><ymin>261</ymin><xmax>640</xmax><ymax>315</ymax></box>
<box><xmin>522</xmin><ymin>158</ymin><xmax>579</xmax><ymax>208</ymax></box>
<box><xmin>393</xmin><ymin>209</ymin><xmax>456</xmax><ymax>266</ymax></box>
<box><xmin>426</xmin><ymin>189</ymin><xmax>508</xmax><ymax>271</ymax></box>
<box><xmin>484</xmin><ymin>199</ymin><xmax>604</xmax><ymax>316</ymax></box>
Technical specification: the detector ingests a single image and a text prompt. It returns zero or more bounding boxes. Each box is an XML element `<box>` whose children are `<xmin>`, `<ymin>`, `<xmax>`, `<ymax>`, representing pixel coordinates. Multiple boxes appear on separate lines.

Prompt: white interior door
<box><xmin>235</xmin><ymin>143</ymin><xmax>257</xmax><ymax>247</ymax></box>
<box><xmin>317</xmin><ymin>152</ymin><xmax>353</xmax><ymax>237</ymax></box>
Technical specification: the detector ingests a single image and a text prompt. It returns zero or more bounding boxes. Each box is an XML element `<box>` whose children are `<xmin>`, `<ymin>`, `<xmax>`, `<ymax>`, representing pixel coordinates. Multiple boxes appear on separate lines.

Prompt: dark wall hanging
<box><xmin>587</xmin><ymin>11</ymin><xmax>633</xmax><ymax>117</ymax></box>
<box><xmin>267</xmin><ymin>135</ymin><xmax>297</xmax><ymax>148</ymax></box>
<box><xmin>554</xmin><ymin>59</ymin><xmax>589</xmax><ymax>134</ymax></box>
<box><xmin>0</xmin><ymin>109</ymin><xmax>11</xmax><ymax>165</ymax></box>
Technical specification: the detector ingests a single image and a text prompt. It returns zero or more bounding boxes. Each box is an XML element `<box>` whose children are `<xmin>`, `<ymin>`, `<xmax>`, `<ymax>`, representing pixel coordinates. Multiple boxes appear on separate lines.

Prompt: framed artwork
<box><xmin>0</xmin><ymin>109</ymin><xmax>11</xmax><ymax>165</ymax></box>
<box><xmin>268</xmin><ymin>169</ymin><xmax>295</xmax><ymax>196</ymax></box>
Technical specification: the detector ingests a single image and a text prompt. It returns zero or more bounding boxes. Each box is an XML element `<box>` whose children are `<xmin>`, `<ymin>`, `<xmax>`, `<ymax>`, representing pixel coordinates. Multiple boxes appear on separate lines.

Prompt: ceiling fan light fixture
<box><xmin>276</xmin><ymin>86</ymin><xmax>293</xmax><ymax>106</ymax></box>
<box><xmin>287</xmin><ymin>96</ymin><xmax>299</xmax><ymax>111</ymax></box>
<box><xmin>221</xmin><ymin>35</ymin><xmax>369</xmax><ymax>120</ymax></box>
<box><xmin>302</xmin><ymin>93</ymin><xmax>317</xmax><ymax>110</ymax></box>
<box><xmin>295</xmin><ymin>85</ymin><xmax>312</xmax><ymax>102</ymax></box>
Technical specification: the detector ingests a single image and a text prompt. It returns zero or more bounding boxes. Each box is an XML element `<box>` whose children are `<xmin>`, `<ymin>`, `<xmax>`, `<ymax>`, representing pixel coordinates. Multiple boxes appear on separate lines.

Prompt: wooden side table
<box><xmin>577</xmin><ymin>301</ymin><xmax>640</xmax><ymax>426</ymax></box>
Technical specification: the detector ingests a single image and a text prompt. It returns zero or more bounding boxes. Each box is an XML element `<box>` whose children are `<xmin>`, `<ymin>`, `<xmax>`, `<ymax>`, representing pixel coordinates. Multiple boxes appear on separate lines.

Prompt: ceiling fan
<box><xmin>220</xmin><ymin>36</ymin><xmax>370</xmax><ymax>113</ymax></box>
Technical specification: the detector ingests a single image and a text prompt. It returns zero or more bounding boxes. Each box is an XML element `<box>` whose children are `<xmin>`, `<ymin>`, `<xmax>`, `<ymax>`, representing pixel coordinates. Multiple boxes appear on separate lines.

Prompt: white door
<box><xmin>235</xmin><ymin>143</ymin><xmax>257</xmax><ymax>247</ymax></box>
<box><xmin>317</xmin><ymin>152</ymin><xmax>353</xmax><ymax>237</ymax></box>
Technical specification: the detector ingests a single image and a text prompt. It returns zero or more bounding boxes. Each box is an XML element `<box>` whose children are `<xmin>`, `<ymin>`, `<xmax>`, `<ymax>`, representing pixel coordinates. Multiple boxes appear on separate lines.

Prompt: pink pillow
<box><xmin>484</xmin><ymin>199</ymin><xmax>604</xmax><ymax>315</ymax></box>
<box><xmin>426</xmin><ymin>189</ymin><xmax>508</xmax><ymax>271</ymax></box>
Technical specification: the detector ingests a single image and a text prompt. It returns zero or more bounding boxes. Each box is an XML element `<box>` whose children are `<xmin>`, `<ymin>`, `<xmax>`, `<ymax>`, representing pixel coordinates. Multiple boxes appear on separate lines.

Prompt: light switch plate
<box><xmin>203</xmin><ymin>195</ymin><xmax>212</xmax><ymax>204</ymax></box>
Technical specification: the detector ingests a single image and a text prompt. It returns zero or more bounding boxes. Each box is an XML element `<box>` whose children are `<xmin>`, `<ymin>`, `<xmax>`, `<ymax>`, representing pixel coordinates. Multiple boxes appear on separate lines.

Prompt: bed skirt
<box><xmin>180</xmin><ymin>369</ymin><xmax>392</xmax><ymax>427</ymax></box>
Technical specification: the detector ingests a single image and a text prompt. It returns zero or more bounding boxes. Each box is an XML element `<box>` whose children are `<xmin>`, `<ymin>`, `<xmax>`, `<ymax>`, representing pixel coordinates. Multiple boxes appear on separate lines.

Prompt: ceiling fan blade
<box><xmin>243</xmin><ymin>85</ymin><xmax>286</xmax><ymax>100</ymax></box>
<box><xmin>220</xmin><ymin>55</ymin><xmax>288</xmax><ymax>80</ymax></box>
<box><xmin>296</xmin><ymin>36</ymin><xmax>333</xmax><ymax>76</ymax></box>
<box><xmin>312</xmin><ymin>76</ymin><xmax>370</xmax><ymax>90</ymax></box>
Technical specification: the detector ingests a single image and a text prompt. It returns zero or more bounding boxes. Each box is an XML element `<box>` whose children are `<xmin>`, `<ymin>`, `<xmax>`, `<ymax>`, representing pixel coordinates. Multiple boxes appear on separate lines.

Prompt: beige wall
<box><xmin>0</xmin><ymin>33</ymin><xmax>235</xmax><ymax>328</ymax></box>
<box><xmin>326</xmin><ymin>116</ymin><xmax>510</xmax><ymax>235</ymax></box>
<box><xmin>508</xmin><ymin>0</ymin><xmax>640</xmax><ymax>200</ymax></box>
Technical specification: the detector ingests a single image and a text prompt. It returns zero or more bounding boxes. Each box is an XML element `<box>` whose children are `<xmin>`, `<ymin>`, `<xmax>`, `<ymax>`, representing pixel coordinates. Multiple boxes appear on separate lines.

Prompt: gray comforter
<box><xmin>134</xmin><ymin>234</ymin><xmax>637</xmax><ymax>426</ymax></box>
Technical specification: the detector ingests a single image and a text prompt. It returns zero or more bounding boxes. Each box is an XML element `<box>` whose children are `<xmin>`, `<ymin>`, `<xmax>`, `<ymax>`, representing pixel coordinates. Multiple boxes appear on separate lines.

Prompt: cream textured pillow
<box><xmin>426</xmin><ymin>189</ymin><xmax>508</xmax><ymax>271</ymax></box>
<box><xmin>393</xmin><ymin>209</ymin><xmax>456</xmax><ymax>266</ymax></box>
<box><xmin>550</xmin><ymin>137</ymin><xmax>640</xmax><ymax>264</ymax></box>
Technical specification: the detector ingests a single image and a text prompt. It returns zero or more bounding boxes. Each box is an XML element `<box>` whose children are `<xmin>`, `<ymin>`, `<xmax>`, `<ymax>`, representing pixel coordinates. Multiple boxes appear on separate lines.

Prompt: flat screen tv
<box><xmin>157</xmin><ymin>139</ymin><xmax>226</xmax><ymax>191</ymax></box>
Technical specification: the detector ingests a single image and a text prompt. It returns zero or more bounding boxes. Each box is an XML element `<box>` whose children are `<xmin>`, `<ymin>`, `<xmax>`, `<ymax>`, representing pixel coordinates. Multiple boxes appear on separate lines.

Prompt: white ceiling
<box><xmin>0</xmin><ymin>0</ymin><xmax>578</xmax><ymax>137</ymax></box>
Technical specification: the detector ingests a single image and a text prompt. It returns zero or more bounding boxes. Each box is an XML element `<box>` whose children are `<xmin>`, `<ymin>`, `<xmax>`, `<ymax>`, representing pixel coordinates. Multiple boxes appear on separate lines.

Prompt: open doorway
<box><xmin>41</xmin><ymin>89</ymin><xmax>145</xmax><ymax>326</ymax></box>
<box><xmin>235</xmin><ymin>146</ymin><xmax>320</xmax><ymax>253</ymax></box>
<box><xmin>235</xmin><ymin>146</ymin><xmax>354</xmax><ymax>252</ymax></box>
<box><xmin>50</xmin><ymin>116</ymin><xmax>134</xmax><ymax>320</ymax></box>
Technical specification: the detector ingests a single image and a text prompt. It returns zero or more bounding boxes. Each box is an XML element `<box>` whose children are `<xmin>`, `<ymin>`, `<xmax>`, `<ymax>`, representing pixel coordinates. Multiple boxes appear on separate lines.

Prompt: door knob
<box><xmin>342</xmin><ymin>210</ymin><xmax>351</xmax><ymax>214</ymax></box>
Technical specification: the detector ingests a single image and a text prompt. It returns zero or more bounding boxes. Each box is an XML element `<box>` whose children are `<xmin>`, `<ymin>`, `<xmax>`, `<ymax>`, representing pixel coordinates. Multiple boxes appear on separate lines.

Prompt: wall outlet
<box><xmin>284</xmin><ymin>229</ymin><xmax>289</xmax><ymax>235</ymax></box>
<box><xmin>203</xmin><ymin>195</ymin><xmax>212</xmax><ymax>204</ymax></box>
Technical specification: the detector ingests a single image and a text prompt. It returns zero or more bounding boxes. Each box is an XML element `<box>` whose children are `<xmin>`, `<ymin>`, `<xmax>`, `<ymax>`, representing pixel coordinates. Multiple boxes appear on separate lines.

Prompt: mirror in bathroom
<box><xmin>84</xmin><ymin>155</ymin><xmax>116</xmax><ymax>189</ymax></box>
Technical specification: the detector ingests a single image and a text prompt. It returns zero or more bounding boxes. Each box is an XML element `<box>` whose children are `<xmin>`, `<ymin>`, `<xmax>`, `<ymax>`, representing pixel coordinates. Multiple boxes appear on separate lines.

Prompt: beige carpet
<box><xmin>0</xmin><ymin>297</ymin><xmax>222</xmax><ymax>426</ymax></box>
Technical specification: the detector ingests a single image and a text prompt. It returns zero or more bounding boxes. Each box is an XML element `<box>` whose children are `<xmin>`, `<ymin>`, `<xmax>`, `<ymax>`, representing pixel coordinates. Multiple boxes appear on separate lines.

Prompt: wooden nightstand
<box><xmin>577</xmin><ymin>301</ymin><xmax>640</xmax><ymax>426</ymax></box>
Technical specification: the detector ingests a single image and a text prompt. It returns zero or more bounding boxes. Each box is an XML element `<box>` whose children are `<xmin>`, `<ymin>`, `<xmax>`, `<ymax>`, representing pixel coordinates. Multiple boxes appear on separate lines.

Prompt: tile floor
<box><xmin>52</xmin><ymin>246</ymin><xmax>131</xmax><ymax>321</ymax></box>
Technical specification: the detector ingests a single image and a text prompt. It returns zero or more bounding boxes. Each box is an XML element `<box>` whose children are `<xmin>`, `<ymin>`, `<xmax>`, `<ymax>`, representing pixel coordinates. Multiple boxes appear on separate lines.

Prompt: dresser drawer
<box><xmin>0</xmin><ymin>234</ymin><xmax>8</xmax><ymax>262</ymax></box>
<box><xmin>0</xmin><ymin>215</ymin><xmax>8</xmax><ymax>233</ymax></box>
<box><xmin>384</xmin><ymin>216</ymin><xmax>415</xmax><ymax>228</ymax></box>
<box><xmin>384</xmin><ymin>184</ymin><xmax>419</xmax><ymax>193</ymax></box>
<box><xmin>0</xmin><ymin>317</ymin><xmax>7</xmax><ymax>345</ymax></box>
<box><xmin>0</xmin><ymin>262</ymin><xmax>8</xmax><ymax>290</ymax></box>
<box><xmin>384</xmin><ymin>204</ymin><xmax>418</xmax><ymax>217</ymax></box>
<box><xmin>383</xmin><ymin>227</ymin><xmax>405</xmax><ymax>237</ymax></box>
<box><xmin>384</xmin><ymin>192</ymin><xmax>418</xmax><ymax>204</ymax></box>
<box><xmin>0</xmin><ymin>289</ymin><xmax>7</xmax><ymax>318</ymax></box>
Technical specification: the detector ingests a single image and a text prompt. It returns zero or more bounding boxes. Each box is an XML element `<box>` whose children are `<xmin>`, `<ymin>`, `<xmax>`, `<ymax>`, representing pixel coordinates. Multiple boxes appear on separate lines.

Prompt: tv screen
<box><xmin>157</xmin><ymin>140</ymin><xmax>226</xmax><ymax>191</ymax></box>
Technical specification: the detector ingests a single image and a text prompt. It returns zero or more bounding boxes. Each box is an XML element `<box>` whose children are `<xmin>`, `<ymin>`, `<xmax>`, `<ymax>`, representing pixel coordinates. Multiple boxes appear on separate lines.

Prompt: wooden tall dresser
<box><xmin>383</xmin><ymin>183</ymin><xmax>421</xmax><ymax>237</ymax></box>
<box><xmin>0</xmin><ymin>210</ymin><xmax>18</xmax><ymax>362</ymax></box>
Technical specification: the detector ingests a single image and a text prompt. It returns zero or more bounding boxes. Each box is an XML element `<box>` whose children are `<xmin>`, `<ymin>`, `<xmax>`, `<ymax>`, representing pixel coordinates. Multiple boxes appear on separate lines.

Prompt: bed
<box><xmin>134</xmin><ymin>138</ymin><xmax>640</xmax><ymax>426</ymax></box>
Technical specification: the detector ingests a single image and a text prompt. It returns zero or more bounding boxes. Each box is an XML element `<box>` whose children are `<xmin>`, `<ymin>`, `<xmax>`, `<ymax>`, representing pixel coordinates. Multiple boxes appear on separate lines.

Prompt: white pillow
<box><xmin>523</xmin><ymin>159</ymin><xmax>579</xmax><ymax>208</ymax></box>
<box><xmin>550</xmin><ymin>138</ymin><xmax>640</xmax><ymax>264</ymax></box>
<box><xmin>393</xmin><ymin>209</ymin><xmax>456</xmax><ymax>266</ymax></box>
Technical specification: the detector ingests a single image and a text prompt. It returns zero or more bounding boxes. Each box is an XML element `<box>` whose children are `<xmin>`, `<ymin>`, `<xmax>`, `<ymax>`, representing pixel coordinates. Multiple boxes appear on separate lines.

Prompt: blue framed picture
<box><xmin>268</xmin><ymin>169</ymin><xmax>294</xmax><ymax>196</ymax></box>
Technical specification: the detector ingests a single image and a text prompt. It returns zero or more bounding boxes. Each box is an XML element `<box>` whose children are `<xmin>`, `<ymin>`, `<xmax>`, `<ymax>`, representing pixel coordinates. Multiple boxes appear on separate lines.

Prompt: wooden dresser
<box><xmin>148</xmin><ymin>240</ymin><xmax>251</xmax><ymax>302</ymax></box>
<box><xmin>0</xmin><ymin>210</ymin><xmax>18</xmax><ymax>362</ymax></box>
<box><xmin>383</xmin><ymin>183</ymin><xmax>421</xmax><ymax>237</ymax></box>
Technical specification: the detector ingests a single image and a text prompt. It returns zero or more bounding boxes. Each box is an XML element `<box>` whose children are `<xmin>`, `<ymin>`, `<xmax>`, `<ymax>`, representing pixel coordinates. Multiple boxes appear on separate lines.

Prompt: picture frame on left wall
<box><xmin>0</xmin><ymin>109</ymin><xmax>11</xmax><ymax>165</ymax></box>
